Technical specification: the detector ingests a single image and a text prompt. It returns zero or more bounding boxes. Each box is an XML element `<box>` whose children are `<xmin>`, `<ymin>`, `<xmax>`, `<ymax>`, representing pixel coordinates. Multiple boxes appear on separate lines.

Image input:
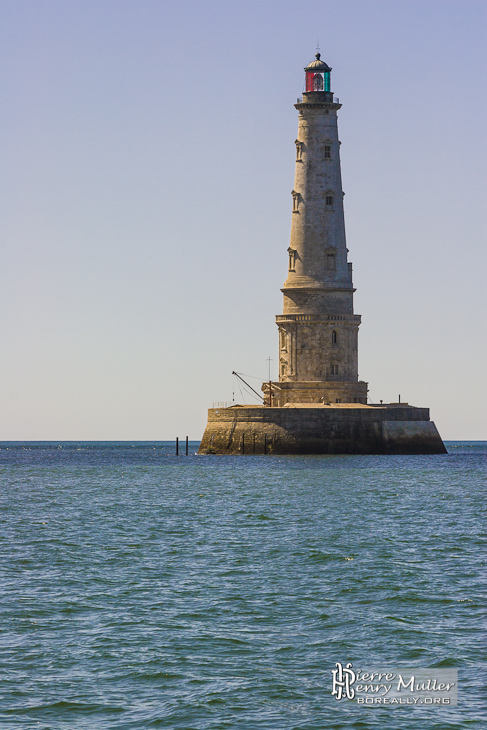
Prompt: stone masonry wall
<box><xmin>198</xmin><ymin>405</ymin><xmax>446</xmax><ymax>455</ymax></box>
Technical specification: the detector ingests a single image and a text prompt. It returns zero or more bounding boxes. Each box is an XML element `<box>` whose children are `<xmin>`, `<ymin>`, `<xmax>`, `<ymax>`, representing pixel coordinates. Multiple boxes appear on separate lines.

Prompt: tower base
<box><xmin>198</xmin><ymin>403</ymin><xmax>447</xmax><ymax>455</ymax></box>
<box><xmin>264</xmin><ymin>379</ymin><xmax>368</xmax><ymax>406</ymax></box>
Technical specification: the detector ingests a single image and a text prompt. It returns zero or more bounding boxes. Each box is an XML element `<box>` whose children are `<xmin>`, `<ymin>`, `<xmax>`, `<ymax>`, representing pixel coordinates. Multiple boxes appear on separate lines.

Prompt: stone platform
<box><xmin>198</xmin><ymin>403</ymin><xmax>447</xmax><ymax>455</ymax></box>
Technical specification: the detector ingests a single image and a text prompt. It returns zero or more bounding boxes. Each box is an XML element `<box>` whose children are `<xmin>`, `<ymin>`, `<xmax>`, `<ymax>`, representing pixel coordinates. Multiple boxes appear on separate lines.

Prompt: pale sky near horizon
<box><xmin>0</xmin><ymin>0</ymin><xmax>486</xmax><ymax>440</ymax></box>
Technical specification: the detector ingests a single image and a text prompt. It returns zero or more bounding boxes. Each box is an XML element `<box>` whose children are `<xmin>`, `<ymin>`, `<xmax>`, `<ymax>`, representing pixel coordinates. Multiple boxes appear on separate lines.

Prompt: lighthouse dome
<box><xmin>305</xmin><ymin>53</ymin><xmax>331</xmax><ymax>72</ymax></box>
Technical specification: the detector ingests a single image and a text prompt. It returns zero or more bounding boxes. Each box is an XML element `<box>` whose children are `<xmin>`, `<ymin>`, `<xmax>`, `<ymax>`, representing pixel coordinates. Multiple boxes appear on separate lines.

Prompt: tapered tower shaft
<box><xmin>273</xmin><ymin>53</ymin><xmax>367</xmax><ymax>406</ymax></box>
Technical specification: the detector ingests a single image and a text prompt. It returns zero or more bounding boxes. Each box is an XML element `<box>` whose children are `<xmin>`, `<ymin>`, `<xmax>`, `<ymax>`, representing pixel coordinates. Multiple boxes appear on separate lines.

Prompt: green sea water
<box><xmin>1</xmin><ymin>441</ymin><xmax>485</xmax><ymax>729</ymax></box>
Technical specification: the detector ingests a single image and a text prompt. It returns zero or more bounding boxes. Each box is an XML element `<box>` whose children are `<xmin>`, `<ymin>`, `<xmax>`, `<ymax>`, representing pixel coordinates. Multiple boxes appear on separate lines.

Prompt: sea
<box><xmin>1</xmin><ymin>441</ymin><xmax>485</xmax><ymax>730</ymax></box>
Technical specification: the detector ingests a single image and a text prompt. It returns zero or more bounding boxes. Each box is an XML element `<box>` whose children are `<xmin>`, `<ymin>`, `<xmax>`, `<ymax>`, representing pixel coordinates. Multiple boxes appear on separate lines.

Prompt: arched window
<box><xmin>332</xmin><ymin>330</ymin><xmax>338</xmax><ymax>345</ymax></box>
<box><xmin>326</xmin><ymin>253</ymin><xmax>336</xmax><ymax>271</ymax></box>
<box><xmin>312</xmin><ymin>73</ymin><xmax>324</xmax><ymax>91</ymax></box>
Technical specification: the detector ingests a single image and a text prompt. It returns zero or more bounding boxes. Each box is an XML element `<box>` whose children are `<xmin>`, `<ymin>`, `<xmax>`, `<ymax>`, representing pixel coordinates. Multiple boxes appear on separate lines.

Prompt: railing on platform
<box><xmin>212</xmin><ymin>402</ymin><xmax>233</xmax><ymax>408</ymax></box>
<box><xmin>296</xmin><ymin>96</ymin><xmax>340</xmax><ymax>103</ymax></box>
<box><xmin>275</xmin><ymin>313</ymin><xmax>361</xmax><ymax>323</ymax></box>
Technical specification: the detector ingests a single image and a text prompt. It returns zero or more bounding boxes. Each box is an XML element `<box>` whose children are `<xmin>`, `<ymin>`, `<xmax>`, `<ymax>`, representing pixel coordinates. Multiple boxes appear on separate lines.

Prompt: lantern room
<box><xmin>305</xmin><ymin>52</ymin><xmax>331</xmax><ymax>93</ymax></box>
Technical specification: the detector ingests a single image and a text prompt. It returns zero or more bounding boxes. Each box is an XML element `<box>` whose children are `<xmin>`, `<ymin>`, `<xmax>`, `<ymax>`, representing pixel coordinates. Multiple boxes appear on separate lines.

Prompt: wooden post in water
<box><xmin>242</xmin><ymin>433</ymin><xmax>245</xmax><ymax>454</ymax></box>
<box><xmin>264</xmin><ymin>433</ymin><xmax>267</xmax><ymax>455</ymax></box>
<box><xmin>253</xmin><ymin>433</ymin><xmax>256</xmax><ymax>454</ymax></box>
<box><xmin>185</xmin><ymin>436</ymin><xmax>189</xmax><ymax>455</ymax></box>
<box><xmin>176</xmin><ymin>437</ymin><xmax>179</xmax><ymax>456</ymax></box>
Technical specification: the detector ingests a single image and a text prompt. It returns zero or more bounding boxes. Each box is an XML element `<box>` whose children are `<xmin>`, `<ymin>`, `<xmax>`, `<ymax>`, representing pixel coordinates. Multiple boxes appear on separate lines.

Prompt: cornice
<box><xmin>295</xmin><ymin>102</ymin><xmax>341</xmax><ymax>111</ymax></box>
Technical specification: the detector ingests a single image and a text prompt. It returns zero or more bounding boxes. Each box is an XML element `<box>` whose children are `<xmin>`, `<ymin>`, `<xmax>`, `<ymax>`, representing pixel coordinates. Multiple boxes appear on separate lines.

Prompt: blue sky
<box><xmin>0</xmin><ymin>0</ymin><xmax>485</xmax><ymax>439</ymax></box>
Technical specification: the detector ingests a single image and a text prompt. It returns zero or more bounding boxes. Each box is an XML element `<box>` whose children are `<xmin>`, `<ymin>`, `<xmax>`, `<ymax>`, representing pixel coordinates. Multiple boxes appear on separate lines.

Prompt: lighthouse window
<box><xmin>292</xmin><ymin>190</ymin><xmax>299</xmax><ymax>213</ymax></box>
<box><xmin>324</xmin><ymin>145</ymin><xmax>331</xmax><ymax>159</ymax></box>
<box><xmin>326</xmin><ymin>195</ymin><xmax>334</xmax><ymax>207</ymax></box>
<box><xmin>332</xmin><ymin>330</ymin><xmax>338</xmax><ymax>345</ymax></box>
<box><xmin>331</xmin><ymin>365</ymin><xmax>339</xmax><ymax>376</ymax></box>
<box><xmin>288</xmin><ymin>247</ymin><xmax>296</xmax><ymax>271</ymax></box>
<box><xmin>326</xmin><ymin>253</ymin><xmax>336</xmax><ymax>270</ymax></box>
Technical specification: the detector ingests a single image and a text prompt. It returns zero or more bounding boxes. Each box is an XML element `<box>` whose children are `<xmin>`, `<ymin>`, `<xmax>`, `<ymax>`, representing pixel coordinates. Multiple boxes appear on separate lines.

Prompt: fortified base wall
<box><xmin>198</xmin><ymin>404</ymin><xmax>447</xmax><ymax>455</ymax></box>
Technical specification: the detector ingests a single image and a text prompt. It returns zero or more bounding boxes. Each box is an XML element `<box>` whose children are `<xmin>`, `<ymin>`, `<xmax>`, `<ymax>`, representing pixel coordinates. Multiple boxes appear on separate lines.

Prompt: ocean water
<box><xmin>0</xmin><ymin>441</ymin><xmax>485</xmax><ymax>730</ymax></box>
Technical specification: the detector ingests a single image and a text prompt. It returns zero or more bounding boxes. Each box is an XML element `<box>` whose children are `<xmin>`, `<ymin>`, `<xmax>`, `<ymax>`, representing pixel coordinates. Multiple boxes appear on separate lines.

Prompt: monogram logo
<box><xmin>331</xmin><ymin>662</ymin><xmax>357</xmax><ymax>700</ymax></box>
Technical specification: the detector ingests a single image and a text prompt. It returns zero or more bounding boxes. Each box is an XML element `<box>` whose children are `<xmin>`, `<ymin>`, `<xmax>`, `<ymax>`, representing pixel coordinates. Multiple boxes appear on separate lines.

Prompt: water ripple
<box><xmin>0</xmin><ymin>441</ymin><xmax>485</xmax><ymax>729</ymax></box>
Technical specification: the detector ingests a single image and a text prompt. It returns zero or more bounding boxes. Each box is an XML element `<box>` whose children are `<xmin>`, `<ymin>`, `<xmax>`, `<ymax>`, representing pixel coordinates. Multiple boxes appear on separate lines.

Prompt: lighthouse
<box><xmin>198</xmin><ymin>53</ymin><xmax>446</xmax><ymax>455</ymax></box>
<box><xmin>270</xmin><ymin>53</ymin><xmax>367</xmax><ymax>406</ymax></box>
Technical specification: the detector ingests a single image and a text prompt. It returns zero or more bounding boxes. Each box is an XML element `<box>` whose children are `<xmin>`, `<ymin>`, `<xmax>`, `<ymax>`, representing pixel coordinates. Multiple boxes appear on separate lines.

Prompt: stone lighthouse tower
<box><xmin>198</xmin><ymin>53</ymin><xmax>446</xmax><ymax>455</ymax></box>
<box><xmin>271</xmin><ymin>53</ymin><xmax>368</xmax><ymax>407</ymax></box>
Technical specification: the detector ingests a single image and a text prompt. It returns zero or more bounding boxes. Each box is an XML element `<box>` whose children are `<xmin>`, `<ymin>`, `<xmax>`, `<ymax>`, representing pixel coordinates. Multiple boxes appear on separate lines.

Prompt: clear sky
<box><xmin>0</xmin><ymin>0</ymin><xmax>485</xmax><ymax>440</ymax></box>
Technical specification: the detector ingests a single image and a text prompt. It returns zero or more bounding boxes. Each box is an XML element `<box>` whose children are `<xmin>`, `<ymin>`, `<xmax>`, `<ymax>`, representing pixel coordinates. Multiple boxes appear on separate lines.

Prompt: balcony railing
<box><xmin>276</xmin><ymin>313</ymin><xmax>361</xmax><ymax>323</ymax></box>
<box><xmin>297</xmin><ymin>96</ymin><xmax>340</xmax><ymax>104</ymax></box>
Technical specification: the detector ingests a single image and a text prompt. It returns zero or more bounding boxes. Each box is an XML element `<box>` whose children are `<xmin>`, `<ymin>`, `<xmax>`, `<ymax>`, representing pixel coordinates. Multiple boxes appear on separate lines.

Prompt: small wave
<box><xmin>384</xmin><ymin>615</ymin><xmax>414</xmax><ymax>623</ymax></box>
<box><xmin>431</xmin><ymin>657</ymin><xmax>463</xmax><ymax>667</ymax></box>
<box><xmin>308</xmin><ymin>550</ymin><xmax>343</xmax><ymax>563</ymax></box>
<box><xmin>5</xmin><ymin>701</ymin><xmax>125</xmax><ymax>716</ymax></box>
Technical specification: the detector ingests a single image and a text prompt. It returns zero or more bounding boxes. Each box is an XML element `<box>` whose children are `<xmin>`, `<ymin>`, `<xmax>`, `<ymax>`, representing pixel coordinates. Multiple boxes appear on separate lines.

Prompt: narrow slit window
<box><xmin>288</xmin><ymin>247</ymin><xmax>296</xmax><ymax>271</ymax></box>
<box><xmin>292</xmin><ymin>190</ymin><xmax>299</xmax><ymax>213</ymax></box>
<box><xmin>324</xmin><ymin>145</ymin><xmax>331</xmax><ymax>159</ymax></box>
<box><xmin>332</xmin><ymin>330</ymin><xmax>337</xmax><ymax>344</ymax></box>
<box><xmin>326</xmin><ymin>195</ymin><xmax>333</xmax><ymax>207</ymax></box>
